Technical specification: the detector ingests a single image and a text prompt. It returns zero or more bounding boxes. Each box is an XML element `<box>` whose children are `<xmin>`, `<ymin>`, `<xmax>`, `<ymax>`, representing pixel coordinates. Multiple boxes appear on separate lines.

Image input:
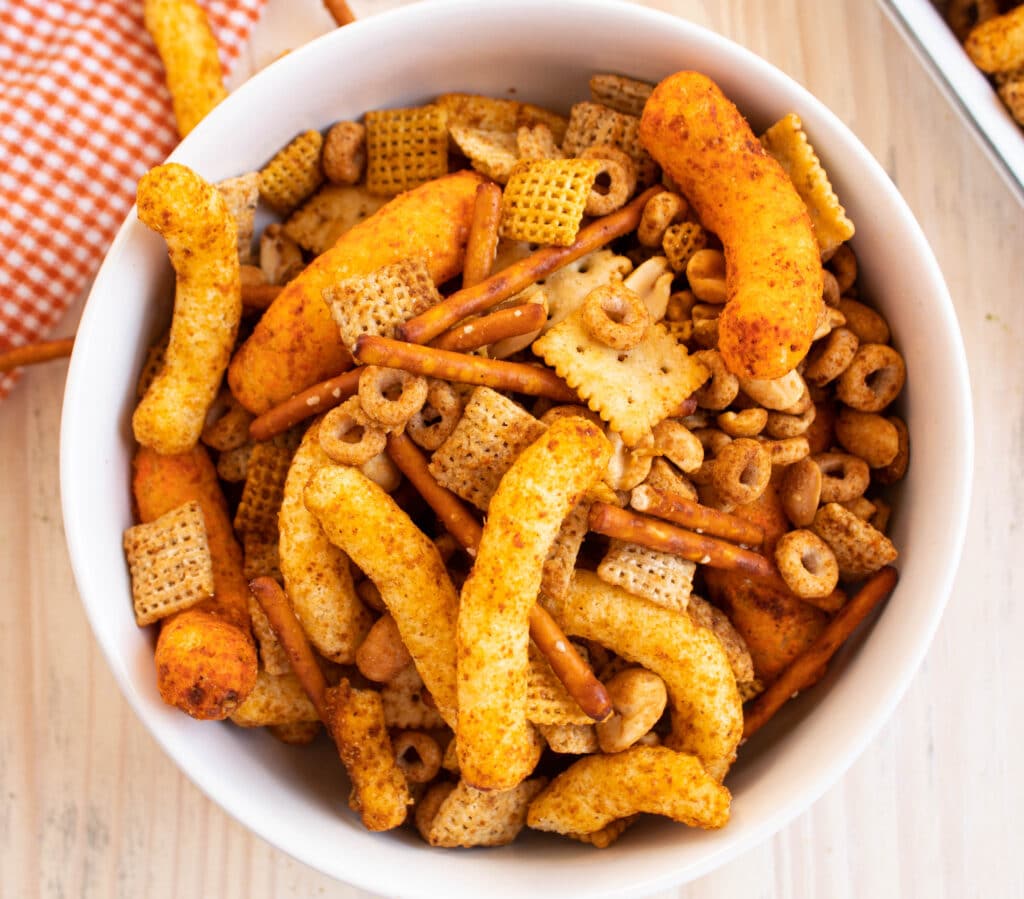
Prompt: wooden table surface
<box><xmin>2</xmin><ymin>1</ymin><xmax>1021</xmax><ymax>896</ymax></box>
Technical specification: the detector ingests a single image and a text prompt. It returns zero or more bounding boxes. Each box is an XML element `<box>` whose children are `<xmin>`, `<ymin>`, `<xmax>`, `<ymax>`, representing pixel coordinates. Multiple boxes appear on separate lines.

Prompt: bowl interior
<box><xmin>60</xmin><ymin>2</ymin><xmax>972</xmax><ymax>896</ymax></box>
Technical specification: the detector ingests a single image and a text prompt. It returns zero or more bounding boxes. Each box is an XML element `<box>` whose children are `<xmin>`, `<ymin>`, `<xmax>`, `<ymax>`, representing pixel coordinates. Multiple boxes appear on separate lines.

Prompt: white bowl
<box><xmin>60</xmin><ymin>1</ymin><xmax>973</xmax><ymax>895</ymax></box>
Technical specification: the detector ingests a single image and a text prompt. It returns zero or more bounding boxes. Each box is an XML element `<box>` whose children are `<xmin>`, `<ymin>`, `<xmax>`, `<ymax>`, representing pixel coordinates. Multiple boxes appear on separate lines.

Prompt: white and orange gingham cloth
<box><xmin>0</xmin><ymin>0</ymin><xmax>268</xmax><ymax>400</ymax></box>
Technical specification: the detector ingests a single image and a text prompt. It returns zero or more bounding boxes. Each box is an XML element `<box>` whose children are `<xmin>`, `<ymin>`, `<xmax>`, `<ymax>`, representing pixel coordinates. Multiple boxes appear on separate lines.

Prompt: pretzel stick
<box><xmin>385</xmin><ymin>432</ymin><xmax>611</xmax><ymax>721</ymax></box>
<box><xmin>385</xmin><ymin>433</ymin><xmax>483</xmax><ymax>551</ymax></box>
<box><xmin>248</xmin><ymin>576</ymin><xmax>329</xmax><ymax>721</ymax></box>
<box><xmin>248</xmin><ymin>367</ymin><xmax>359</xmax><ymax>442</ymax></box>
<box><xmin>398</xmin><ymin>185</ymin><xmax>663</xmax><ymax>345</ymax></box>
<box><xmin>323</xmin><ymin>0</ymin><xmax>356</xmax><ymax>26</ymax></box>
<box><xmin>589</xmin><ymin>502</ymin><xmax>779</xmax><ymax>582</ymax></box>
<box><xmin>630</xmin><ymin>484</ymin><xmax>765</xmax><ymax>546</ymax></box>
<box><xmin>431</xmin><ymin>303</ymin><xmax>546</xmax><ymax>353</ymax></box>
<box><xmin>462</xmin><ymin>182</ymin><xmax>503</xmax><ymax>289</ymax></box>
<box><xmin>0</xmin><ymin>337</ymin><xmax>74</xmax><ymax>373</ymax></box>
<box><xmin>743</xmin><ymin>566</ymin><xmax>898</xmax><ymax>738</ymax></box>
<box><xmin>241</xmin><ymin>283</ymin><xmax>283</xmax><ymax>311</ymax></box>
<box><xmin>353</xmin><ymin>335</ymin><xmax>577</xmax><ymax>402</ymax></box>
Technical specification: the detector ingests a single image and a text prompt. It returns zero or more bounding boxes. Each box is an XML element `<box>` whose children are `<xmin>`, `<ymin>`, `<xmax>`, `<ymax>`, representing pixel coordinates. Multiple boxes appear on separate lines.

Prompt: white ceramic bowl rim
<box><xmin>60</xmin><ymin>2</ymin><xmax>973</xmax><ymax>896</ymax></box>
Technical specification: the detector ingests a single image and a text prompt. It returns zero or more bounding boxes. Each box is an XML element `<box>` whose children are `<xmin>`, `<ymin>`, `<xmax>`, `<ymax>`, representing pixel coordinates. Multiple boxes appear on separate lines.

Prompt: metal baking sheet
<box><xmin>876</xmin><ymin>0</ymin><xmax>1024</xmax><ymax>204</ymax></box>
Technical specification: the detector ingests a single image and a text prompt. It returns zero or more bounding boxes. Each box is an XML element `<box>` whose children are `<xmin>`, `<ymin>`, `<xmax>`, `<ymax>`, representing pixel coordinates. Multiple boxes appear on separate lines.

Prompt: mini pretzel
<box><xmin>580</xmin><ymin>281</ymin><xmax>651</xmax><ymax>350</ymax></box>
<box><xmin>595</xmin><ymin>668</ymin><xmax>668</xmax><ymax>753</ymax></box>
<box><xmin>774</xmin><ymin>530</ymin><xmax>839</xmax><ymax>599</ymax></box>
<box><xmin>717</xmin><ymin>408</ymin><xmax>768</xmax><ymax>438</ymax></box>
<box><xmin>392</xmin><ymin>730</ymin><xmax>442</xmax><ymax>784</ymax></box>
<box><xmin>837</xmin><ymin>344</ymin><xmax>906</xmax><ymax>412</ymax></box>
<box><xmin>589</xmin><ymin>503</ymin><xmax>778</xmax><ymax>582</ymax></box>
<box><xmin>248</xmin><ymin>368</ymin><xmax>360</xmax><ymax>442</ymax></box>
<box><xmin>835</xmin><ymin>408</ymin><xmax>900</xmax><ymax>468</ymax></box>
<box><xmin>692</xmin><ymin>350</ymin><xmax>739</xmax><ymax>410</ymax></box>
<box><xmin>319</xmin><ymin>397</ymin><xmax>388</xmax><ymax>465</ymax></box>
<box><xmin>651</xmin><ymin>420</ymin><xmax>704</xmax><ymax>473</ymax></box>
<box><xmin>712</xmin><ymin>438</ymin><xmax>771</xmax><ymax>506</ymax></box>
<box><xmin>581</xmin><ymin>145</ymin><xmax>637</xmax><ymax>216</ymax></box>
<box><xmin>739</xmin><ymin>369</ymin><xmax>806</xmax><ymax>411</ymax></box>
<box><xmin>637</xmin><ymin>190</ymin><xmax>687</xmax><ymax>247</ymax></box>
<box><xmin>397</xmin><ymin>186</ymin><xmax>662</xmax><ymax>345</ymax></box>
<box><xmin>779</xmin><ymin>456</ymin><xmax>822</xmax><ymax>527</ymax></box>
<box><xmin>804</xmin><ymin>327</ymin><xmax>859</xmax><ymax>386</ymax></box>
<box><xmin>356</xmin><ymin>613</ymin><xmax>413</xmax><ymax>683</ymax></box>
<box><xmin>406</xmin><ymin>379</ymin><xmax>463</xmax><ymax>451</ymax></box>
<box><xmin>463</xmin><ymin>182</ymin><xmax>503</xmax><ymax>288</ymax></box>
<box><xmin>354</xmin><ymin>335</ymin><xmax>578</xmax><ymax>403</ymax></box>
<box><xmin>814</xmin><ymin>452</ymin><xmax>870</xmax><ymax>503</ymax></box>
<box><xmin>358</xmin><ymin>365</ymin><xmax>429</xmax><ymax>429</ymax></box>
<box><xmin>686</xmin><ymin>249</ymin><xmax>728</xmax><ymax>304</ymax></box>
<box><xmin>629</xmin><ymin>484</ymin><xmax>765</xmax><ymax>546</ymax></box>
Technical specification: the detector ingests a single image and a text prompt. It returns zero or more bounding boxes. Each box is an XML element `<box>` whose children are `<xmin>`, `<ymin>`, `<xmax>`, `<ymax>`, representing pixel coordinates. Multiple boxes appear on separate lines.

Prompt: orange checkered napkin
<box><xmin>0</xmin><ymin>0</ymin><xmax>268</xmax><ymax>400</ymax></box>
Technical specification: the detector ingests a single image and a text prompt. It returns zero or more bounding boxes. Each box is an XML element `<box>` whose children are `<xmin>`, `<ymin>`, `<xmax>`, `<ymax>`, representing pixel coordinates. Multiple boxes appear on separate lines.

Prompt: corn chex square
<box><xmin>324</xmin><ymin>256</ymin><xmax>441</xmax><ymax>354</ymax></box>
<box><xmin>538</xmin><ymin>723</ymin><xmax>599</xmax><ymax>754</ymax></box>
<box><xmin>540</xmin><ymin>499</ymin><xmax>592</xmax><ymax>605</ymax></box>
<box><xmin>427</xmin><ymin>386</ymin><xmax>547</xmax><ymax>511</ymax></box>
<box><xmin>589</xmin><ymin>73</ymin><xmax>654</xmax><ymax>117</ymax></box>
<box><xmin>526</xmin><ymin>646</ymin><xmax>592</xmax><ymax>726</ymax></box>
<box><xmin>365</xmin><ymin>104</ymin><xmax>449</xmax><ymax>196</ymax></box>
<box><xmin>533</xmin><ymin>315</ymin><xmax>709</xmax><ymax>446</ymax></box>
<box><xmin>500</xmin><ymin>158</ymin><xmax>602</xmax><ymax>247</ymax></box>
<box><xmin>123</xmin><ymin>500</ymin><xmax>214</xmax><ymax>627</ymax></box>
<box><xmin>283</xmin><ymin>184</ymin><xmax>387</xmax><ymax>255</ymax></box>
<box><xmin>259</xmin><ymin>130</ymin><xmax>325</xmax><ymax>213</ymax></box>
<box><xmin>597</xmin><ymin>539</ymin><xmax>695</xmax><ymax>612</ymax></box>
<box><xmin>561</xmin><ymin>101</ymin><xmax>657</xmax><ymax>184</ymax></box>
<box><xmin>423</xmin><ymin>777</ymin><xmax>547</xmax><ymax>848</ymax></box>
<box><xmin>233</xmin><ymin>439</ymin><xmax>294</xmax><ymax>539</ymax></box>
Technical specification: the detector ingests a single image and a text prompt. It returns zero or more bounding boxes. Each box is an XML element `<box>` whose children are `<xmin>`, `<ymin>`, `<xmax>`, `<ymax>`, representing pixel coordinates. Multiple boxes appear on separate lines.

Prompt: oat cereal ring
<box><xmin>760</xmin><ymin>436</ymin><xmax>810</xmax><ymax>466</ymax></box>
<box><xmin>637</xmin><ymin>191</ymin><xmax>688</xmax><ymax>247</ymax></box>
<box><xmin>712</xmin><ymin>437</ymin><xmax>771</xmax><ymax>506</ymax></box>
<box><xmin>764</xmin><ymin>403</ymin><xmax>816</xmax><ymax>439</ymax></box>
<box><xmin>780</xmin><ymin>456</ymin><xmax>822</xmax><ymax>527</ymax></box>
<box><xmin>358</xmin><ymin>365</ymin><xmax>429</xmax><ymax>429</ymax></box>
<box><xmin>319</xmin><ymin>397</ymin><xmax>388</xmax><ymax>465</ymax></box>
<box><xmin>774</xmin><ymin>530</ymin><xmax>839</xmax><ymax>599</ymax></box>
<box><xmin>686</xmin><ymin>249</ymin><xmax>728</xmax><ymax>304</ymax></box>
<box><xmin>323</xmin><ymin>121</ymin><xmax>367</xmax><ymax>185</ymax></box>
<box><xmin>739</xmin><ymin>369</ymin><xmax>806</xmax><ymax>411</ymax></box>
<box><xmin>580</xmin><ymin>145</ymin><xmax>637</xmax><ymax>217</ymax></box>
<box><xmin>716</xmin><ymin>407</ymin><xmax>768</xmax><ymax>438</ymax></box>
<box><xmin>822</xmin><ymin>269</ymin><xmax>841</xmax><ymax>307</ymax></box>
<box><xmin>827</xmin><ymin>243</ymin><xmax>857</xmax><ymax>294</ymax></box>
<box><xmin>804</xmin><ymin>326</ymin><xmax>859</xmax><ymax>387</ymax></box>
<box><xmin>406</xmin><ymin>379</ymin><xmax>462</xmax><ymax>451</ymax></box>
<box><xmin>692</xmin><ymin>350</ymin><xmax>739</xmax><ymax>410</ymax></box>
<box><xmin>693</xmin><ymin>427</ymin><xmax>733</xmax><ymax>458</ymax></box>
<box><xmin>652</xmin><ymin>420</ymin><xmax>704</xmax><ymax>473</ymax></box>
<box><xmin>392</xmin><ymin>730</ymin><xmax>443</xmax><ymax>784</ymax></box>
<box><xmin>875</xmin><ymin>416</ymin><xmax>909</xmax><ymax>485</ymax></box>
<box><xmin>837</xmin><ymin>298</ymin><xmax>890</xmax><ymax>345</ymax></box>
<box><xmin>814</xmin><ymin>451</ymin><xmax>870</xmax><ymax>503</ymax></box>
<box><xmin>580</xmin><ymin>281</ymin><xmax>651</xmax><ymax>351</ymax></box>
<box><xmin>835</xmin><ymin>408</ymin><xmax>900</xmax><ymax>468</ymax></box>
<box><xmin>836</xmin><ymin>344</ymin><xmax>906</xmax><ymax>412</ymax></box>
